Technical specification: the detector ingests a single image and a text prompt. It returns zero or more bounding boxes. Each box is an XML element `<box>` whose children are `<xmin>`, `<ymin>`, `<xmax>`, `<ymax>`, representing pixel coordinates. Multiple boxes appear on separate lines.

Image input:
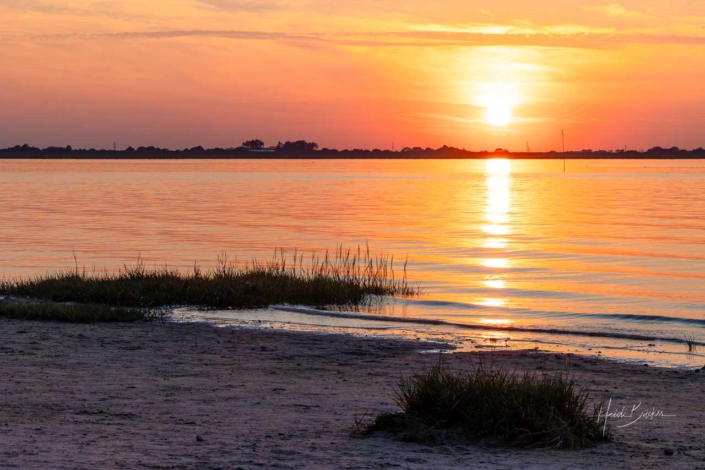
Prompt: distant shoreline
<box><xmin>2</xmin><ymin>153</ymin><xmax>705</xmax><ymax>160</ymax></box>
<box><xmin>2</xmin><ymin>143</ymin><xmax>705</xmax><ymax>160</ymax></box>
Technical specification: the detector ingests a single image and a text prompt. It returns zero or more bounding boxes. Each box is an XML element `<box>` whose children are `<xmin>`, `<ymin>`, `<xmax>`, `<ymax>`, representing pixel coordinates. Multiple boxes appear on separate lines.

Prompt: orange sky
<box><xmin>1</xmin><ymin>0</ymin><xmax>705</xmax><ymax>151</ymax></box>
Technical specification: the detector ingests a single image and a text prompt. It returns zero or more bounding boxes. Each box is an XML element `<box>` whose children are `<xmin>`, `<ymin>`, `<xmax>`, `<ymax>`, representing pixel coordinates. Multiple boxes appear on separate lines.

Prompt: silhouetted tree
<box><xmin>242</xmin><ymin>139</ymin><xmax>265</xmax><ymax>150</ymax></box>
<box><xmin>279</xmin><ymin>140</ymin><xmax>319</xmax><ymax>152</ymax></box>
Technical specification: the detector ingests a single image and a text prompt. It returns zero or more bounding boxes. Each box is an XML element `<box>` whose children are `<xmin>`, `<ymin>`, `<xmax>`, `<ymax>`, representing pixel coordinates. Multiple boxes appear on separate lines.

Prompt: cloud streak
<box><xmin>0</xmin><ymin>0</ymin><xmax>145</xmax><ymax>20</ymax></box>
<box><xmin>583</xmin><ymin>4</ymin><xmax>654</xmax><ymax>20</ymax></box>
<box><xmin>13</xmin><ymin>28</ymin><xmax>705</xmax><ymax>50</ymax></box>
<box><xmin>195</xmin><ymin>0</ymin><xmax>291</xmax><ymax>12</ymax></box>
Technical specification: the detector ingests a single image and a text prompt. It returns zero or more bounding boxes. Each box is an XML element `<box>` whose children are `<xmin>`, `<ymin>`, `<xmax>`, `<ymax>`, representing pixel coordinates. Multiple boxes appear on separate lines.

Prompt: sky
<box><xmin>1</xmin><ymin>0</ymin><xmax>705</xmax><ymax>151</ymax></box>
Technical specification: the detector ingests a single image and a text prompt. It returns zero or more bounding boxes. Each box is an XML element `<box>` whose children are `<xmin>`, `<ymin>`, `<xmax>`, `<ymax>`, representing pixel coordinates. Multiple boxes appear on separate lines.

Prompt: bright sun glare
<box><xmin>486</xmin><ymin>105</ymin><xmax>512</xmax><ymax>127</ymax></box>
<box><xmin>479</xmin><ymin>82</ymin><xmax>518</xmax><ymax>127</ymax></box>
<box><xmin>486</xmin><ymin>158</ymin><xmax>511</xmax><ymax>175</ymax></box>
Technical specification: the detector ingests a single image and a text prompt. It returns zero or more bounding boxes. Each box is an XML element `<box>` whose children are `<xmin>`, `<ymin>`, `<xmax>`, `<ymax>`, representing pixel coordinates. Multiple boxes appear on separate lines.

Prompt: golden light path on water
<box><xmin>479</xmin><ymin>159</ymin><xmax>513</xmax><ymax>326</ymax></box>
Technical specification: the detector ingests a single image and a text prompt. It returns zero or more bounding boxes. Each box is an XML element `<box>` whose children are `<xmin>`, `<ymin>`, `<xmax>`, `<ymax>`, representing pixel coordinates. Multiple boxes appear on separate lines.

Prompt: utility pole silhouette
<box><xmin>561</xmin><ymin>130</ymin><xmax>566</xmax><ymax>173</ymax></box>
<box><xmin>561</xmin><ymin>129</ymin><xmax>565</xmax><ymax>153</ymax></box>
<box><xmin>113</xmin><ymin>142</ymin><xmax>117</xmax><ymax>152</ymax></box>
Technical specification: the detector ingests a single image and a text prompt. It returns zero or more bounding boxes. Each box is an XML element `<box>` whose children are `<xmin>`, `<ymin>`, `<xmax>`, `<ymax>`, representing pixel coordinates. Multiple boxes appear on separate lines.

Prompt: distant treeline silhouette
<box><xmin>2</xmin><ymin>141</ymin><xmax>705</xmax><ymax>159</ymax></box>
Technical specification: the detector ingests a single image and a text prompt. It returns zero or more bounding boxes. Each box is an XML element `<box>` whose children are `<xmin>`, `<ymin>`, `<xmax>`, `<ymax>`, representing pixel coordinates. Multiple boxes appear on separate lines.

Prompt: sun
<box><xmin>486</xmin><ymin>104</ymin><xmax>512</xmax><ymax>127</ymax></box>
<box><xmin>478</xmin><ymin>82</ymin><xmax>519</xmax><ymax>127</ymax></box>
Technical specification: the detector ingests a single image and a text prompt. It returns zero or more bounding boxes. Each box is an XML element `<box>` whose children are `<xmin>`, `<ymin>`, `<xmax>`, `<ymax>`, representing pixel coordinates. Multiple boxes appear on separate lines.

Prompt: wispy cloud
<box><xmin>1</xmin><ymin>0</ymin><xmax>138</xmax><ymax>19</ymax></box>
<box><xmin>583</xmin><ymin>4</ymin><xmax>654</xmax><ymax>20</ymax></box>
<box><xmin>195</xmin><ymin>0</ymin><xmax>291</xmax><ymax>12</ymax></box>
<box><xmin>111</xmin><ymin>29</ymin><xmax>299</xmax><ymax>40</ymax></box>
<box><xmin>369</xmin><ymin>30</ymin><xmax>705</xmax><ymax>48</ymax></box>
<box><xmin>8</xmin><ymin>27</ymin><xmax>705</xmax><ymax>50</ymax></box>
<box><xmin>409</xmin><ymin>21</ymin><xmax>616</xmax><ymax>36</ymax></box>
<box><xmin>0</xmin><ymin>0</ymin><xmax>157</xmax><ymax>25</ymax></box>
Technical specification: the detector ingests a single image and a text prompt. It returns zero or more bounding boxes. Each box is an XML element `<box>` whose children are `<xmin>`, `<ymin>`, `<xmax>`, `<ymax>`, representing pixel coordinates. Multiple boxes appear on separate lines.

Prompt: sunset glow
<box><xmin>480</xmin><ymin>83</ymin><xmax>518</xmax><ymax>127</ymax></box>
<box><xmin>2</xmin><ymin>1</ymin><xmax>705</xmax><ymax>463</ymax></box>
<box><xmin>2</xmin><ymin>1</ymin><xmax>705</xmax><ymax>150</ymax></box>
<box><xmin>486</xmin><ymin>105</ymin><xmax>513</xmax><ymax>127</ymax></box>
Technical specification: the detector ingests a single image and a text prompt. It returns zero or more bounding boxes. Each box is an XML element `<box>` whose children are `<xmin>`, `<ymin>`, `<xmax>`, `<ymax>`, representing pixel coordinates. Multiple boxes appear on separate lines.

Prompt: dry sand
<box><xmin>0</xmin><ymin>318</ymin><xmax>703</xmax><ymax>469</ymax></box>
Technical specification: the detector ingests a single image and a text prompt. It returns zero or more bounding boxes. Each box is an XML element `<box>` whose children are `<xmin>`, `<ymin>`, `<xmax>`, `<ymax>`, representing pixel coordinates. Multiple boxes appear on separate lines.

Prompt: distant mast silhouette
<box><xmin>561</xmin><ymin>129</ymin><xmax>566</xmax><ymax>173</ymax></box>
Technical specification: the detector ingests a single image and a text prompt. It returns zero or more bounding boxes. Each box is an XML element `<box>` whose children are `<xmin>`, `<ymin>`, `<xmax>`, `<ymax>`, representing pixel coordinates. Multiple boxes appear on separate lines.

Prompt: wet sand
<box><xmin>0</xmin><ymin>318</ymin><xmax>703</xmax><ymax>469</ymax></box>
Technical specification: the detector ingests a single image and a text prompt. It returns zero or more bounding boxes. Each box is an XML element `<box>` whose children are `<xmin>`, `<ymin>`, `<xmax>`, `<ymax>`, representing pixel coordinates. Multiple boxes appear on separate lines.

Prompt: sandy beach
<box><xmin>0</xmin><ymin>319</ymin><xmax>703</xmax><ymax>469</ymax></box>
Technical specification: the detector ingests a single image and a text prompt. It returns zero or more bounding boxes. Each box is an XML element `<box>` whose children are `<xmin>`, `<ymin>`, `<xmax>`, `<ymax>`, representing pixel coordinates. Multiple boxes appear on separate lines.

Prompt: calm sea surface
<box><xmin>1</xmin><ymin>159</ymin><xmax>703</xmax><ymax>366</ymax></box>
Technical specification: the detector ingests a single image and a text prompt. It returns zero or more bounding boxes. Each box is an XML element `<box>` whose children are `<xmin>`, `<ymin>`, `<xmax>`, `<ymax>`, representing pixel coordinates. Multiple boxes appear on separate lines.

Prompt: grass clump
<box><xmin>362</xmin><ymin>355</ymin><xmax>609</xmax><ymax>449</ymax></box>
<box><xmin>0</xmin><ymin>246</ymin><xmax>418</xmax><ymax>310</ymax></box>
<box><xmin>0</xmin><ymin>301</ymin><xmax>159</xmax><ymax>323</ymax></box>
<box><xmin>684</xmin><ymin>334</ymin><xmax>697</xmax><ymax>353</ymax></box>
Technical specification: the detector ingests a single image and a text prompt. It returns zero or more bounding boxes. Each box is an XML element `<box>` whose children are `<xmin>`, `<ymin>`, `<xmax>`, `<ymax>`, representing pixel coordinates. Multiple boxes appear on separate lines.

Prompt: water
<box><xmin>1</xmin><ymin>159</ymin><xmax>703</xmax><ymax>367</ymax></box>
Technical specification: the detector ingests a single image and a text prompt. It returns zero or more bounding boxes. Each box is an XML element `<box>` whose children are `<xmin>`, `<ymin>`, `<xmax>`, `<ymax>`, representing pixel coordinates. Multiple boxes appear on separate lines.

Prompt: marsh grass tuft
<box><xmin>684</xmin><ymin>334</ymin><xmax>697</xmax><ymax>353</ymax></box>
<box><xmin>361</xmin><ymin>355</ymin><xmax>610</xmax><ymax>449</ymax></box>
<box><xmin>0</xmin><ymin>246</ymin><xmax>419</xmax><ymax>310</ymax></box>
<box><xmin>0</xmin><ymin>301</ymin><xmax>159</xmax><ymax>323</ymax></box>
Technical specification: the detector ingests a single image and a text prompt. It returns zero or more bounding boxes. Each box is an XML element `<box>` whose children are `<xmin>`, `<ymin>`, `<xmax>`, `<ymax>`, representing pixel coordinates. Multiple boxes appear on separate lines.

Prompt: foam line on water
<box><xmin>402</xmin><ymin>298</ymin><xmax>705</xmax><ymax>326</ymax></box>
<box><xmin>270</xmin><ymin>305</ymin><xmax>704</xmax><ymax>346</ymax></box>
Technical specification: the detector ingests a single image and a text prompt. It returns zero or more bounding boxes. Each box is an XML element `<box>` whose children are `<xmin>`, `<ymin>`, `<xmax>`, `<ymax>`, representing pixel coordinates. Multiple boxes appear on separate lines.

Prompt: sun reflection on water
<box><xmin>480</xmin><ymin>318</ymin><xmax>513</xmax><ymax>326</ymax></box>
<box><xmin>477</xmin><ymin>298</ymin><xmax>507</xmax><ymax>308</ymax></box>
<box><xmin>483</xmin><ymin>279</ymin><xmax>506</xmax><ymax>289</ymax></box>
<box><xmin>482</xmin><ymin>258</ymin><xmax>510</xmax><ymax>268</ymax></box>
<box><xmin>486</xmin><ymin>157</ymin><xmax>512</xmax><ymax>176</ymax></box>
<box><xmin>484</xmin><ymin>238</ymin><xmax>508</xmax><ymax>249</ymax></box>
<box><xmin>481</xmin><ymin>158</ymin><xmax>512</xmax><ymax>313</ymax></box>
<box><xmin>482</xmin><ymin>225</ymin><xmax>510</xmax><ymax>236</ymax></box>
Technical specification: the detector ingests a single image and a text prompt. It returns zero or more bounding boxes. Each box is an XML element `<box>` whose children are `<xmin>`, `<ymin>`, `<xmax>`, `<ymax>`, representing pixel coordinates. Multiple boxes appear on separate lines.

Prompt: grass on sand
<box><xmin>360</xmin><ymin>355</ymin><xmax>610</xmax><ymax>449</ymax></box>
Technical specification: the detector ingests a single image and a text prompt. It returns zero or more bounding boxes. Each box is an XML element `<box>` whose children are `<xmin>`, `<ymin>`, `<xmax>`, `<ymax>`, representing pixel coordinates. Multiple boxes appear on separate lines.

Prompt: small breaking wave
<box><xmin>394</xmin><ymin>298</ymin><xmax>705</xmax><ymax>327</ymax></box>
<box><xmin>270</xmin><ymin>305</ymin><xmax>704</xmax><ymax>347</ymax></box>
